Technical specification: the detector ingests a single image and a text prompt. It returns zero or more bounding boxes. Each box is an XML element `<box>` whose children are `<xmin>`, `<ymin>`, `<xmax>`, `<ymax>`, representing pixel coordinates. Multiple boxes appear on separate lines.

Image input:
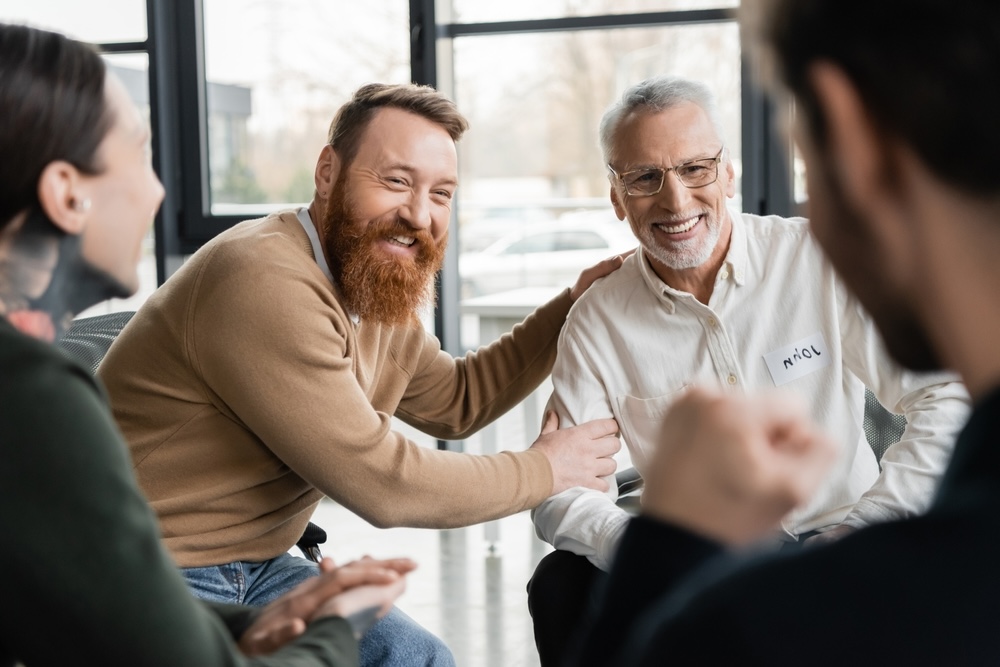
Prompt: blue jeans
<box><xmin>182</xmin><ymin>553</ymin><xmax>455</xmax><ymax>667</ymax></box>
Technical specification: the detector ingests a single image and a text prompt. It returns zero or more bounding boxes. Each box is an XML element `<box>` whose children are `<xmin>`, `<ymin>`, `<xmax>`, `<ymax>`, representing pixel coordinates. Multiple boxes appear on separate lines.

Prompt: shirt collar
<box><xmin>295</xmin><ymin>206</ymin><xmax>335</xmax><ymax>285</ymax></box>
<box><xmin>725</xmin><ymin>205</ymin><xmax>748</xmax><ymax>287</ymax></box>
<box><xmin>635</xmin><ymin>205</ymin><xmax>747</xmax><ymax>313</ymax></box>
<box><xmin>296</xmin><ymin>206</ymin><xmax>360</xmax><ymax>325</ymax></box>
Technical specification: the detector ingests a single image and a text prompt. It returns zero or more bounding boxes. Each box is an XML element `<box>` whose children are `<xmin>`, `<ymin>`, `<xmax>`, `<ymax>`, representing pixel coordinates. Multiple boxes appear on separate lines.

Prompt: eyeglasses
<box><xmin>608</xmin><ymin>147</ymin><xmax>725</xmax><ymax>197</ymax></box>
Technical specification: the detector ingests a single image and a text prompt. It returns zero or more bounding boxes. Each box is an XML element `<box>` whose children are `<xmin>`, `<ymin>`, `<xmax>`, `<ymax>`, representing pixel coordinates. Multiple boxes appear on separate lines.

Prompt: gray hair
<box><xmin>599</xmin><ymin>75</ymin><xmax>726</xmax><ymax>165</ymax></box>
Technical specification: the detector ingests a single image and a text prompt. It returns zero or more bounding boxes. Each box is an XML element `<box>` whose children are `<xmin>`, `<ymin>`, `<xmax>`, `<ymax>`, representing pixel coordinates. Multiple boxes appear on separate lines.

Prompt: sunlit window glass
<box><xmin>0</xmin><ymin>0</ymin><xmax>146</xmax><ymax>43</ymax></box>
<box><xmin>202</xmin><ymin>0</ymin><xmax>409</xmax><ymax>214</ymax></box>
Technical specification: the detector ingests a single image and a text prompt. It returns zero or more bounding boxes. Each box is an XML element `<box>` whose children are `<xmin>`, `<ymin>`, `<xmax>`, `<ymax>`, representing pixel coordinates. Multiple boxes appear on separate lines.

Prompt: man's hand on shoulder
<box><xmin>641</xmin><ymin>387</ymin><xmax>837</xmax><ymax>547</ymax></box>
<box><xmin>531</xmin><ymin>410</ymin><xmax>621</xmax><ymax>496</ymax></box>
<box><xmin>569</xmin><ymin>248</ymin><xmax>635</xmax><ymax>301</ymax></box>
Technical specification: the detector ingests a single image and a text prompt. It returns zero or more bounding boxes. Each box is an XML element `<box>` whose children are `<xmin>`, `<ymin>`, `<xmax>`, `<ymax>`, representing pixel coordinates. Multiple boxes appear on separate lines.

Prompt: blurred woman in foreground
<box><xmin>0</xmin><ymin>22</ymin><xmax>411</xmax><ymax>667</ymax></box>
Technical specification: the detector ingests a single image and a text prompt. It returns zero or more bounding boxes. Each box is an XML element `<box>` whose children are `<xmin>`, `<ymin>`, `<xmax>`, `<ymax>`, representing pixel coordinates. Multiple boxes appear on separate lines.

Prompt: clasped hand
<box><xmin>239</xmin><ymin>556</ymin><xmax>416</xmax><ymax>656</ymax></box>
<box><xmin>641</xmin><ymin>387</ymin><xmax>838</xmax><ymax>547</ymax></box>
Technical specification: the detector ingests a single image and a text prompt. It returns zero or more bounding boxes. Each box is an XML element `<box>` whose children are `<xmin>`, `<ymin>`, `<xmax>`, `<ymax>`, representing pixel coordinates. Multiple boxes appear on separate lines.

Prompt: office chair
<box><xmin>58</xmin><ymin>311</ymin><xmax>328</xmax><ymax>563</ymax></box>
<box><xmin>863</xmin><ymin>389</ymin><xmax>908</xmax><ymax>462</ymax></box>
<box><xmin>59</xmin><ymin>310</ymin><xmax>137</xmax><ymax>374</ymax></box>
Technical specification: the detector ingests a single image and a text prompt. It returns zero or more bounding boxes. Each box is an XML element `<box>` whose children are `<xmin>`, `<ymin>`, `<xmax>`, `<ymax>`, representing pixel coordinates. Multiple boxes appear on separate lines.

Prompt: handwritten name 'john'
<box><xmin>783</xmin><ymin>345</ymin><xmax>822</xmax><ymax>369</ymax></box>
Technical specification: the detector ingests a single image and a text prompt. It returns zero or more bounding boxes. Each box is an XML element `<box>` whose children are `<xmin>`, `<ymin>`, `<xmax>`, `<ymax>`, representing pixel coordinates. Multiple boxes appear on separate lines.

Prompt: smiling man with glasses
<box><xmin>526</xmin><ymin>74</ymin><xmax>970</xmax><ymax>666</ymax></box>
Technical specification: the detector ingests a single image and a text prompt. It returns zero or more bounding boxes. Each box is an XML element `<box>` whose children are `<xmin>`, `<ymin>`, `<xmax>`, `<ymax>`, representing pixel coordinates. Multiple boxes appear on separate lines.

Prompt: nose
<box><xmin>399</xmin><ymin>193</ymin><xmax>432</xmax><ymax>231</ymax></box>
<box><xmin>653</xmin><ymin>170</ymin><xmax>693</xmax><ymax>211</ymax></box>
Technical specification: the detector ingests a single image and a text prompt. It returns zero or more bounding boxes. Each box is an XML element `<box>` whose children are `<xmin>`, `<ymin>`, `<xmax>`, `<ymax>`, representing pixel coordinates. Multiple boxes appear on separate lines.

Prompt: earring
<box><xmin>72</xmin><ymin>198</ymin><xmax>92</xmax><ymax>212</ymax></box>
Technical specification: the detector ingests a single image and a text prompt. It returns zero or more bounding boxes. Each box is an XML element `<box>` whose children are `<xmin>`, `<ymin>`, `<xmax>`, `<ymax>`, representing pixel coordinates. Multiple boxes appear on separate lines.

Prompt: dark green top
<box><xmin>0</xmin><ymin>318</ymin><xmax>358</xmax><ymax>666</ymax></box>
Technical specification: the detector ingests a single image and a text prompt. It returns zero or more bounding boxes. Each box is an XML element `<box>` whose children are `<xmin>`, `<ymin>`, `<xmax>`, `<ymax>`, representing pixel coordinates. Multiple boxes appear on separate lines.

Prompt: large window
<box><xmin>2</xmin><ymin>2</ymin><xmax>796</xmax><ymax>351</ymax></box>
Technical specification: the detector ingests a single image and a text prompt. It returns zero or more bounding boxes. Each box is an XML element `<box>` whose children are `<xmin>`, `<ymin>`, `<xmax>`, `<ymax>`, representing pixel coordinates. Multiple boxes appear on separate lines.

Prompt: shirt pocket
<box><xmin>615</xmin><ymin>386</ymin><xmax>688</xmax><ymax>474</ymax></box>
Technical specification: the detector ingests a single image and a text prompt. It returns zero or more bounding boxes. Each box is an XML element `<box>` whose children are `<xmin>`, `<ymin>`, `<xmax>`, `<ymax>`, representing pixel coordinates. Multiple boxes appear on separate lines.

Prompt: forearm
<box><xmin>844</xmin><ymin>380</ymin><xmax>970</xmax><ymax>527</ymax></box>
<box><xmin>325</xmin><ymin>440</ymin><xmax>553</xmax><ymax>528</ymax></box>
<box><xmin>399</xmin><ymin>288</ymin><xmax>574</xmax><ymax>439</ymax></box>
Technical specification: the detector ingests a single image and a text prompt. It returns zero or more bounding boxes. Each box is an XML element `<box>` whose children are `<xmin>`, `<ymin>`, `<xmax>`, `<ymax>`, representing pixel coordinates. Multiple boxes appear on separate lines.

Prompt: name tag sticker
<box><xmin>763</xmin><ymin>332</ymin><xmax>832</xmax><ymax>386</ymax></box>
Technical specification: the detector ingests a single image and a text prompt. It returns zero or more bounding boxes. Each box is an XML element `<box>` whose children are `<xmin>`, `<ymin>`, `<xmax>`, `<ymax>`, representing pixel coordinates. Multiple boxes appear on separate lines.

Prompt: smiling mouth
<box><xmin>389</xmin><ymin>235</ymin><xmax>417</xmax><ymax>247</ymax></box>
<box><xmin>656</xmin><ymin>215</ymin><xmax>702</xmax><ymax>234</ymax></box>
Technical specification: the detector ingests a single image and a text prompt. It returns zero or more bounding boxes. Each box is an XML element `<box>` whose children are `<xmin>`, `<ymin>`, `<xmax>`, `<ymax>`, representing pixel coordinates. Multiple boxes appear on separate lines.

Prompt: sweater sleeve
<box><xmin>396</xmin><ymin>288</ymin><xmax>575</xmax><ymax>438</ymax></box>
<box><xmin>0</xmin><ymin>341</ymin><xmax>357</xmax><ymax>667</ymax></box>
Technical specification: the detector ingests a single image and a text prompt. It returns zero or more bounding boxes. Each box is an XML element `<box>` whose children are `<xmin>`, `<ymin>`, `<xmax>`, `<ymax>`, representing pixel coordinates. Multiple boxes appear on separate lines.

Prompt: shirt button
<box><xmin>707</xmin><ymin>317</ymin><xmax>718</xmax><ymax>328</ymax></box>
<box><xmin>727</xmin><ymin>374</ymin><xmax>738</xmax><ymax>385</ymax></box>
<box><xmin>719</xmin><ymin>269</ymin><xmax>729</xmax><ymax>280</ymax></box>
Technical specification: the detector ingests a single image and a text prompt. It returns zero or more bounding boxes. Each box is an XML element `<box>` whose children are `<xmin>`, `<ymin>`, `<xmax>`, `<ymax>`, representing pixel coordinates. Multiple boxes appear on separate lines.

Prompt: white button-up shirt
<box><xmin>532</xmin><ymin>209</ymin><xmax>970</xmax><ymax>571</ymax></box>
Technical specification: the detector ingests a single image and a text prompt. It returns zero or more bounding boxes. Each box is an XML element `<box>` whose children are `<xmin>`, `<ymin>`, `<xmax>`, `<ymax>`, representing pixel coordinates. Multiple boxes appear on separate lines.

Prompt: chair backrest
<box><xmin>864</xmin><ymin>388</ymin><xmax>907</xmax><ymax>463</ymax></box>
<box><xmin>57</xmin><ymin>311</ymin><xmax>136</xmax><ymax>374</ymax></box>
<box><xmin>55</xmin><ymin>309</ymin><xmax>330</xmax><ymax>562</ymax></box>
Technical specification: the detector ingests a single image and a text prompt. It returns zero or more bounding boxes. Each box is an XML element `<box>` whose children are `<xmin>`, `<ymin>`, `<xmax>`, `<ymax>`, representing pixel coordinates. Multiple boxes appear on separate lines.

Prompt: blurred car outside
<box><xmin>458</xmin><ymin>206</ymin><xmax>555</xmax><ymax>254</ymax></box>
<box><xmin>459</xmin><ymin>209</ymin><xmax>637</xmax><ymax>299</ymax></box>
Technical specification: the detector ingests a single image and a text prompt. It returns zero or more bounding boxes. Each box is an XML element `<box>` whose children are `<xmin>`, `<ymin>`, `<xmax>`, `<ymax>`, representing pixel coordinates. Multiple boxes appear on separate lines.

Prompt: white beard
<box><xmin>640</xmin><ymin>212</ymin><xmax>723</xmax><ymax>271</ymax></box>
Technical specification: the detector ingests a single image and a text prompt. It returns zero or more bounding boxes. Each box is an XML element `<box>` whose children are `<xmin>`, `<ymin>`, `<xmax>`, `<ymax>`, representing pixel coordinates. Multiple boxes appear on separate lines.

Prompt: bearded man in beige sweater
<box><xmin>99</xmin><ymin>83</ymin><xmax>625</xmax><ymax>666</ymax></box>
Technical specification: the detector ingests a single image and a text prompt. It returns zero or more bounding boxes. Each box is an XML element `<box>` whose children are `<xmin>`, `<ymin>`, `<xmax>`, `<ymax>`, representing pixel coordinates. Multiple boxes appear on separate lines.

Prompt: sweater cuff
<box><xmin>511</xmin><ymin>448</ymin><xmax>555</xmax><ymax>509</ymax></box>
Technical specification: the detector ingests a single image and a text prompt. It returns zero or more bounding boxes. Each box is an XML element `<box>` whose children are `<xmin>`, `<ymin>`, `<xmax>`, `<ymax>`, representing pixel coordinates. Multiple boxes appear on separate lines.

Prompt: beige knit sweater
<box><xmin>100</xmin><ymin>211</ymin><xmax>570</xmax><ymax>567</ymax></box>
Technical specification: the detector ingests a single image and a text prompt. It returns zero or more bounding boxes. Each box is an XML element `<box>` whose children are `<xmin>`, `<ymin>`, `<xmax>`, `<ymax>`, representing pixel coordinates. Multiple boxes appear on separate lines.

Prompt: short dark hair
<box><xmin>0</xmin><ymin>23</ymin><xmax>112</xmax><ymax>229</ymax></box>
<box><xmin>326</xmin><ymin>82</ymin><xmax>469</xmax><ymax>165</ymax></box>
<box><xmin>746</xmin><ymin>0</ymin><xmax>1000</xmax><ymax>197</ymax></box>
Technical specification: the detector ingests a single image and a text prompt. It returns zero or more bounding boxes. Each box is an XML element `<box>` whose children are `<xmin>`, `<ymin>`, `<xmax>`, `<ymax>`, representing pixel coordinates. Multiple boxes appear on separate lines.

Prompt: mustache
<box><xmin>369</xmin><ymin>219</ymin><xmax>437</xmax><ymax>246</ymax></box>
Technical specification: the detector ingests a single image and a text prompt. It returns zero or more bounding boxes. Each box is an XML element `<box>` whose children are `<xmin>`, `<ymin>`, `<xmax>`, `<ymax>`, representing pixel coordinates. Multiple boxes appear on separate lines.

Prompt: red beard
<box><xmin>321</xmin><ymin>178</ymin><xmax>447</xmax><ymax>325</ymax></box>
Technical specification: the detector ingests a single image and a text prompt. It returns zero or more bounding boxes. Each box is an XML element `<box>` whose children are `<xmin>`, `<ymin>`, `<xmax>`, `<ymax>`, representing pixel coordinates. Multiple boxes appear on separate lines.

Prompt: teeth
<box><xmin>390</xmin><ymin>235</ymin><xmax>416</xmax><ymax>246</ymax></box>
<box><xmin>657</xmin><ymin>216</ymin><xmax>700</xmax><ymax>234</ymax></box>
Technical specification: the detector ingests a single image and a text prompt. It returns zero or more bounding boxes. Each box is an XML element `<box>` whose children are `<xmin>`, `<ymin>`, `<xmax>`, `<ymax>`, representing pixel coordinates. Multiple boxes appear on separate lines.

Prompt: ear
<box><xmin>610</xmin><ymin>185</ymin><xmax>627</xmax><ymax>221</ymax></box>
<box><xmin>314</xmin><ymin>144</ymin><xmax>341</xmax><ymax>201</ymax></box>
<box><xmin>807</xmin><ymin>62</ymin><xmax>888</xmax><ymax>218</ymax></box>
<box><xmin>723</xmin><ymin>158</ymin><xmax>736</xmax><ymax>198</ymax></box>
<box><xmin>37</xmin><ymin>161</ymin><xmax>89</xmax><ymax>235</ymax></box>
